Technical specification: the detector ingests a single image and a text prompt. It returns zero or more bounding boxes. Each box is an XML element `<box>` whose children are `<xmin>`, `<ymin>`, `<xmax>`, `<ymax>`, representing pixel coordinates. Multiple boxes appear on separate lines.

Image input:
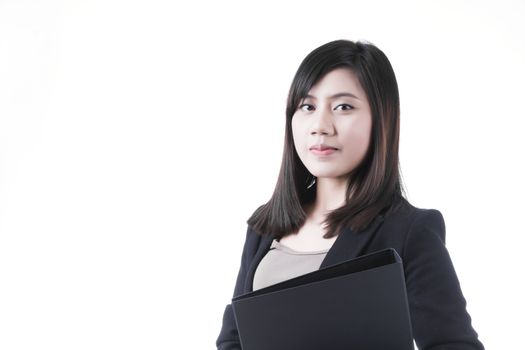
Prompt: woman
<box><xmin>216</xmin><ymin>39</ymin><xmax>484</xmax><ymax>349</ymax></box>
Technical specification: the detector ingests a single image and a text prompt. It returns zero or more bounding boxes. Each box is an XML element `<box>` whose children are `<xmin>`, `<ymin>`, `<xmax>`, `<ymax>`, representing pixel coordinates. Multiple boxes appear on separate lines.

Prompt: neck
<box><xmin>307</xmin><ymin>176</ymin><xmax>349</xmax><ymax>222</ymax></box>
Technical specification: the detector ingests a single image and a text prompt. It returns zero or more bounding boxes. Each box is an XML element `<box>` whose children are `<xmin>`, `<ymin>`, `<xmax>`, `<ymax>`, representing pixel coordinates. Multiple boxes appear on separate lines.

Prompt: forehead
<box><xmin>306</xmin><ymin>67</ymin><xmax>365</xmax><ymax>98</ymax></box>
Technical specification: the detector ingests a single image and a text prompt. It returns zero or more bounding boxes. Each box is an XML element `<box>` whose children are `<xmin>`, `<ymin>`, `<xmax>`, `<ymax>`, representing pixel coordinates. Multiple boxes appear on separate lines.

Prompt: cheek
<box><xmin>291</xmin><ymin>119</ymin><xmax>304</xmax><ymax>148</ymax></box>
<box><xmin>341</xmin><ymin>119</ymin><xmax>372</xmax><ymax>154</ymax></box>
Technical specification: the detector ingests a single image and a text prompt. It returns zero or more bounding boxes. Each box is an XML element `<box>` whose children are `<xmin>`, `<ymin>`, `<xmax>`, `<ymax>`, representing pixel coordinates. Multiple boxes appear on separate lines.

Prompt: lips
<box><xmin>310</xmin><ymin>144</ymin><xmax>338</xmax><ymax>151</ymax></box>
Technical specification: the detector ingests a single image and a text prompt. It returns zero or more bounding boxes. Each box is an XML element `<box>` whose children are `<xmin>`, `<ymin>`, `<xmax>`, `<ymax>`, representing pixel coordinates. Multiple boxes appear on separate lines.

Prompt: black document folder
<box><xmin>231</xmin><ymin>248</ymin><xmax>414</xmax><ymax>350</ymax></box>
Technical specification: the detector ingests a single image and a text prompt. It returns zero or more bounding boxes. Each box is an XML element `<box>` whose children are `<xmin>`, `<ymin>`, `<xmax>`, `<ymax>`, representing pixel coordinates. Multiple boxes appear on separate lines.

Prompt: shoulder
<box><xmin>377</xmin><ymin>197</ymin><xmax>447</xmax><ymax>259</ymax></box>
<box><xmin>238</xmin><ymin>203</ymin><xmax>271</xmax><ymax>261</ymax></box>
<box><xmin>239</xmin><ymin>225</ymin><xmax>264</xmax><ymax>260</ymax></box>
<box><xmin>385</xmin><ymin>197</ymin><xmax>445</xmax><ymax>235</ymax></box>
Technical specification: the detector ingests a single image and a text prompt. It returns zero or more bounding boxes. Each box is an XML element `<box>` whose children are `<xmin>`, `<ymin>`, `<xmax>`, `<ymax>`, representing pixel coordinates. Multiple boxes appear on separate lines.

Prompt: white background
<box><xmin>1</xmin><ymin>0</ymin><xmax>523</xmax><ymax>349</ymax></box>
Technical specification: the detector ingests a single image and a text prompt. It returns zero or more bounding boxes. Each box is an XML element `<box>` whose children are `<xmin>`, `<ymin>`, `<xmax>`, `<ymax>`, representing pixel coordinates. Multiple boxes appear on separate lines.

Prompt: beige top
<box><xmin>252</xmin><ymin>238</ymin><xmax>330</xmax><ymax>291</ymax></box>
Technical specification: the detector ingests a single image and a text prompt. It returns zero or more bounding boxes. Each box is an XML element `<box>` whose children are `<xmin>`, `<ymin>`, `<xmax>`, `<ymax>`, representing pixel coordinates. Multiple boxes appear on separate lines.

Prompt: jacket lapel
<box><xmin>319</xmin><ymin>214</ymin><xmax>385</xmax><ymax>269</ymax></box>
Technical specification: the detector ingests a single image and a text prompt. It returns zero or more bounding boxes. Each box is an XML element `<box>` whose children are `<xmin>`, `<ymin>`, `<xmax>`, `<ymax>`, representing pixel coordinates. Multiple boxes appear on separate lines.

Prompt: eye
<box><xmin>298</xmin><ymin>104</ymin><xmax>314</xmax><ymax>111</ymax></box>
<box><xmin>335</xmin><ymin>103</ymin><xmax>354</xmax><ymax>111</ymax></box>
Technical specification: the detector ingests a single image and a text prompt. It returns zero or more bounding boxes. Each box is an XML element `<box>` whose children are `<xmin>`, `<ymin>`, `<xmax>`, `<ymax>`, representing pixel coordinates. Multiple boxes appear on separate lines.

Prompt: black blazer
<box><xmin>216</xmin><ymin>198</ymin><xmax>484</xmax><ymax>349</ymax></box>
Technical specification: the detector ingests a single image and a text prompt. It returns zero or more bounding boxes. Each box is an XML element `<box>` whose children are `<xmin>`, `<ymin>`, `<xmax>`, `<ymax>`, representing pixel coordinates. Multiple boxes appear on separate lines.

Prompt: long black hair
<box><xmin>247</xmin><ymin>39</ymin><xmax>407</xmax><ymax>239</ymax></box>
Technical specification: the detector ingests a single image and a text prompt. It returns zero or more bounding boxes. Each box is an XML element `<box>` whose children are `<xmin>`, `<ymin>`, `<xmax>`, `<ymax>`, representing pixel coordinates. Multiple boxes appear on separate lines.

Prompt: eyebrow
<box><xmin>304</xmin><ymin>92</ymin><xmax>360</xmax><ymax>100</ymax></box>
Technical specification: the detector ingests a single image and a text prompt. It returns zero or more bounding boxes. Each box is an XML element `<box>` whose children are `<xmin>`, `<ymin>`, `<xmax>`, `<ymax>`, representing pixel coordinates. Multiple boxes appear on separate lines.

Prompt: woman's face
<box><xmin>291</xmin><ymin>67</ymin><xmax>373</xmax><ymax>182</ymax></box>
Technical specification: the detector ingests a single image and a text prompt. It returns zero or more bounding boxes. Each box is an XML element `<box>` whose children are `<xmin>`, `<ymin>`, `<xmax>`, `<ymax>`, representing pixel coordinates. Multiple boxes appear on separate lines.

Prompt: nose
<box><xmin>309</xmin><ymin>106</ymin><xmax>335</xmax><ymax>135</ymax></box>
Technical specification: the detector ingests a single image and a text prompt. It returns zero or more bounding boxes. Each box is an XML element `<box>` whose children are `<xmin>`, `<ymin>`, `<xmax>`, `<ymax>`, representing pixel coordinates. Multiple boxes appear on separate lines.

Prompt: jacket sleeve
<box><xmin>403</xmin><ymin>209</ymin><xmax>485</xmax><ymax>350</ymax></box>
<box><xmin>216</xmin><ymin>226</ymin><xmax>252</xmax><ymax>350</ymax></box>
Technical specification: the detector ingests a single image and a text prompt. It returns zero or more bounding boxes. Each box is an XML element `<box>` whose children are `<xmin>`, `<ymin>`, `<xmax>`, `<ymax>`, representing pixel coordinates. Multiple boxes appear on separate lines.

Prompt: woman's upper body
<box><xmin>216</xmin><ymin>197</ymin><xmax>485</xmax><ymax>350</ymax></box>
<box><xmin>217</xmin><ymin>39</ymin><xmax>484</xmax><ymax>349</ymax></box>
